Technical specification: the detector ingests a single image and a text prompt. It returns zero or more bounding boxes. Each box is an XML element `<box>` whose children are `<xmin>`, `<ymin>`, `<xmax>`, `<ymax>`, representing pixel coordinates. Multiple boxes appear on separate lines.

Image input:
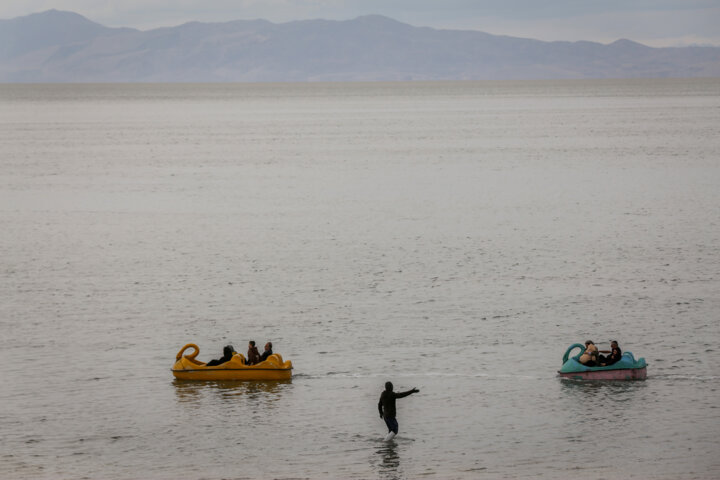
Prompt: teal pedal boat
<box><xmin>558</xmin><ymin>343</ymin><xmax>647</xmax><ymax>380</ymax></box>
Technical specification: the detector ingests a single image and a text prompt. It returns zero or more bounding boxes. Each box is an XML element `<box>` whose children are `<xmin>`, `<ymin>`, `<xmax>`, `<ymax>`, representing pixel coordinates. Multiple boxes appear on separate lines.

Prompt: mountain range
<box><xmin>1</xmin><ymin>9</ymin><xmax>719</xmax><ymax>82</ymax></box>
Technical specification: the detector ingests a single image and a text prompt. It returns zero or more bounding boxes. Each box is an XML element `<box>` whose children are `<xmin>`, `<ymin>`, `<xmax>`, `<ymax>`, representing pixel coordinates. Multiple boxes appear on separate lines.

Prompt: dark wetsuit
<box><xmin>378</xmin><ymin>389</ymin><xmax>415</xmax><ymax>434</ymax></box>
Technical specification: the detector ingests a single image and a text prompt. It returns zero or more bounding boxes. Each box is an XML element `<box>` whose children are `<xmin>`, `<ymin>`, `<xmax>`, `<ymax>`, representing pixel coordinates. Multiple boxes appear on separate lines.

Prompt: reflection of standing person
<box><xmin>378</xmin><ymin>382</ymin><xmax>419</xmax><ymax>441</ymax></box>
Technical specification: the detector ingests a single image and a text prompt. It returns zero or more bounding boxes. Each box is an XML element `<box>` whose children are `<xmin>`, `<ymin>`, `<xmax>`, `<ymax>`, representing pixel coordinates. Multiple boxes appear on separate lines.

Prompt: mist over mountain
<box><xmin>1</xmin><ymin>9</ymin><xmax>719</xmax><ymax>82</ymax></box>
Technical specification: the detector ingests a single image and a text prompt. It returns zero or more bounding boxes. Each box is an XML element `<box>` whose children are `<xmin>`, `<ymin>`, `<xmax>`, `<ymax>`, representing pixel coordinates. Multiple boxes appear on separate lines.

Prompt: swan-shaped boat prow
<box><xmin>172</xmin><ymin>343</ymin><xmax>293</xmax><ymax>380</ymax></box>
<box><xmin>177</xmin><ymin>343</ymin><xmax>200</xmax><ymax>361</ymax></box>
<box><xmin>558</xmin><ymin>343</ymin><xmax>647</xmax><ymax>380</ymax></box>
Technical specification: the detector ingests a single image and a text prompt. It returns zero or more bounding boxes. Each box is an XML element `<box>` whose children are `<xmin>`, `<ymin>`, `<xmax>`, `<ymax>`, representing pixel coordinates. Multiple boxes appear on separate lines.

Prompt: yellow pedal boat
<box><xmin>172</xmin><ymin>343</ymin><xmax>293</xmax><ymax>381</ymax></box>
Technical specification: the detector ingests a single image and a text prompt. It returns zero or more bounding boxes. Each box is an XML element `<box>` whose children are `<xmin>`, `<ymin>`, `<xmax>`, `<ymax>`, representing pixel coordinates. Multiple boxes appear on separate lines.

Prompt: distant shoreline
<box><xmin>3</xmin><ymin>10</ymin><xmax>719</xmax><ymax>82</ymax></box>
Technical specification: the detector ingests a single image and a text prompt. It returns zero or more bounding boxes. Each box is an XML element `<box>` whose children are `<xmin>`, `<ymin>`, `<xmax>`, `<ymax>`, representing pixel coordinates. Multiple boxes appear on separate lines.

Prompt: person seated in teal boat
<box><xmin>206</xmin><ymin>345</ymin><xmax>235</xmax><ymax>366</ymax></box>
<box><xmin>579</xmin><ymin>340</ymin><xmax>599</xmax><ymax>366</ymax></box>
<box><xmin>599</xmin><ymin>340</ymin><xmax>622</xmax><ymax>366</ymax></box>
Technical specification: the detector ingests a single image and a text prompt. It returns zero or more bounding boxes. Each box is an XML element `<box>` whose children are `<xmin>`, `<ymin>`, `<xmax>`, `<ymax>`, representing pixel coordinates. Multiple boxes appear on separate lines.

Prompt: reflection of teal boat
<box><xmin>558</xmin><ymin>343</ymin><xmax>647</xmax><ymax>380</ymax></box>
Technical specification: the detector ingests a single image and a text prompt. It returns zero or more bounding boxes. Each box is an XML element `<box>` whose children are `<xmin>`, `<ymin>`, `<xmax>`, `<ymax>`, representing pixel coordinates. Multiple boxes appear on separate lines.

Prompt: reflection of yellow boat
<box><xmin>172</xmin><ymin>343</ymin><xmax>293</xmax><ymax>380</ymax></box>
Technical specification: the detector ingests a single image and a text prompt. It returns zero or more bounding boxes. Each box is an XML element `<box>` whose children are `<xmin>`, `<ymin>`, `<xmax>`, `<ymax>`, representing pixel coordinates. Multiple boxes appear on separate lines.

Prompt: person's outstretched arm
<box><xmin>395</xmin><ymin>387</ymin><xmax>419</xmax><ymax>399</ymax></box>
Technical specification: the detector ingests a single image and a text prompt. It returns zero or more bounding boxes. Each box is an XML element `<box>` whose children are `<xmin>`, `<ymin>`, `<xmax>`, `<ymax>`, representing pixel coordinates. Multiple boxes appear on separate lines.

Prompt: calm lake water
<box><xmin>1</xmin><ymin>79</ymin><xmax>719</xmax><ymax>479</ymax></box>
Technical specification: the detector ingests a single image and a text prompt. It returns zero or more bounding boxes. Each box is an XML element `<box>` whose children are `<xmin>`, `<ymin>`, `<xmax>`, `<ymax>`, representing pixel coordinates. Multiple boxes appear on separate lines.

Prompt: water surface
<box><xmin>1</xmin><ymin>79</ymin><xmax>719</xmax><ymax>479</ymax></box>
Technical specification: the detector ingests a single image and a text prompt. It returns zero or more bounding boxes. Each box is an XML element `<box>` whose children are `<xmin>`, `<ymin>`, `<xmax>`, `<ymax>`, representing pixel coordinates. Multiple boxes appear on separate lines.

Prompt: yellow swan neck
<box><xmin>176</xmin><ymin>343</ymin><xmax>199</xmax><ymax>361</ymax></box>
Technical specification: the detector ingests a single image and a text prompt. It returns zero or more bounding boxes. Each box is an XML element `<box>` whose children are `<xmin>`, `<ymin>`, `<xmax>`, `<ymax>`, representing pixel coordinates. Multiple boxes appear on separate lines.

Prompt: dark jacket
<box><xmin>606</xmin><ymin>346</ymin><xmax>622</xmax><ymax>365</ymax></box>
<box><xmin>259</xmin><ymin>348</ymin><xmax>273</xmax><ymax>363</ymax></box>
<box><xmin>206</xmin><ymin>345</ymin><xmax>234</xmax><ymax>366</ymax></box>
<box><xmin>247</xmin><ymin>346</ymin><xmax>261</xmax><ymax>365</ymax></box>
<box><xmin>378</xmin><ymin>389</ymin><xmax>415</xmax><ymax>418</ymax></box>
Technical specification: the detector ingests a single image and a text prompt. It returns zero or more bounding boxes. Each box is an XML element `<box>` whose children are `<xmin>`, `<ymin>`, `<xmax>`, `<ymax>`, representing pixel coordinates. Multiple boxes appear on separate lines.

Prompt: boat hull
<box><xmin>558</xmin><ymin>366</ymin><xmax>647</xmax><ymax>380</ymax></box>
<box><xmin>172</xmin><ymin>367</ymin><xmax>292</xmax><ymax>381</ymax></box>
<box><xmin>172</xmin><ymin>343</ymin><xmax>292</xmax><ymax>381</ymax></box>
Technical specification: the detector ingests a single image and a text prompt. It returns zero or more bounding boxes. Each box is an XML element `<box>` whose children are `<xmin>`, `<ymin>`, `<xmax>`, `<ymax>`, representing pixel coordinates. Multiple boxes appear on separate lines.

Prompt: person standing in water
<box><xmin>378</xmin><ymin>382</ymin><xmax>419</xmax><ymax>441</ymax></box>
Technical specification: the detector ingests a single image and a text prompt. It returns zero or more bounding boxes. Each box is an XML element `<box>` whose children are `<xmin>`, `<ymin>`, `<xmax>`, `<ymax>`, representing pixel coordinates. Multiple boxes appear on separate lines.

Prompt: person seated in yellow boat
<box><xmin>205</xmin><ymin>345</ymin><xmax>235</xmax><ymax>366</ymax></box>
<box><xmin>579</xmin><ymin>340</ymin><xmax>598</xmax><ymax>366</ymax></box>
<box><xmin>259</xmin><ymin>341</ymin><xmax>273</xmax><ymax>363</ymax></box>
<box><xmin>246</xmin><ymin>341</ymin><xmax>261</xmax><ymax>365</ymax></box>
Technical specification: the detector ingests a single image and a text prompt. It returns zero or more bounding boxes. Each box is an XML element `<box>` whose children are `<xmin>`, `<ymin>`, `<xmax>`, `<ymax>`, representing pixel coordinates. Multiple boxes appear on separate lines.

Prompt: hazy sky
<box><xmin>2</xmin><ymin>0</ymin><xmax>719</xmax><ymax>47</ymax></box>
